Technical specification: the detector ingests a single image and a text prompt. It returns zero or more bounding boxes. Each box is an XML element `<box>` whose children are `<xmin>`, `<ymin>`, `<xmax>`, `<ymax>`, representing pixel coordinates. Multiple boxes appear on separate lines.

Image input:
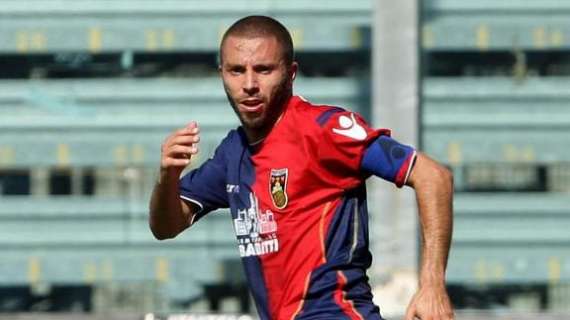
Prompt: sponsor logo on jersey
<box><xmin>234</xmin><ymin>193</ymin><xmax>279</xmax><ymax>258</ymax></box>
<box><xmin>332</xmin><ymin>113</ymin><xmax>367</xmax><ymax>141</ymax></box>
<box><xmin>269</xmin><ymin>168</ymin><xmax>288</xmax><ymax>209</ymax></box>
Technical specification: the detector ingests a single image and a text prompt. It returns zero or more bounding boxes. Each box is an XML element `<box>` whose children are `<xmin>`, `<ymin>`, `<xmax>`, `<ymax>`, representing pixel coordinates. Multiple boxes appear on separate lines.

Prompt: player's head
<box><xmin>219</xmin><ymin>15</ymin><xmax>298</xmax><ymax>143</ymax></box>
<box><xmin>220</xmin><ymin>15</ymin><xmax>295</xmax><ymax>66</ymax></box>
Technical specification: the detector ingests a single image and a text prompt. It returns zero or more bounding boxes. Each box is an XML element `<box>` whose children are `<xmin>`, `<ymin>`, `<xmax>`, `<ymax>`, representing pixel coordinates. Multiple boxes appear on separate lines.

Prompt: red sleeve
<box><xmin>316</xmin><ymin>110</ymin><xmax>390</xmax><ymax>189</ymax></box>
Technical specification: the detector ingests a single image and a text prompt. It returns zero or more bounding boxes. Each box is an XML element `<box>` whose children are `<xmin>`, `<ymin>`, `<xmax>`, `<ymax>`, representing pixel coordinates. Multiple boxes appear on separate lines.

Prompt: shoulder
<box><xmin>290</xmin><ymin>96</ymin><xmax>375</xmax><ymax>138</ymax></box>
<box><xmin>212</xmin><ymin>128</ymin><xmax>245</xmax><ymax>158</ymax></box>
<box><xmin>288</xmin><ymin>96</ymin><xmax>348</xmax><ymax>130</ymax></box>
<box><xmin>222</xmin><ymin>128</ymin><xmax>243</xmax><ymax>145</ymax></box>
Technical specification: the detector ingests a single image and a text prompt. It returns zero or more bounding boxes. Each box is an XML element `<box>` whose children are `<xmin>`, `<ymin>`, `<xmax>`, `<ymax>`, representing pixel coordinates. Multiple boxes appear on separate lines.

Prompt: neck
<box><xmin>244</xmin><ymin>112</ymin><xmax>284</xmax><ymax>144</ymax></box>
<box><xmin>248</xmin><ymin>136</ymin><xmax>265</xmax><ymax>146</ymax></box>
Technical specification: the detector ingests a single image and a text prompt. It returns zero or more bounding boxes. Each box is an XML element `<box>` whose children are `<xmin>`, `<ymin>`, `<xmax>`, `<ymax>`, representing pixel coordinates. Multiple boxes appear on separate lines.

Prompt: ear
<box><xmin>290</xmin><ymin>62</ymin><xmax>299</xmax><ymax>81</ymax></box>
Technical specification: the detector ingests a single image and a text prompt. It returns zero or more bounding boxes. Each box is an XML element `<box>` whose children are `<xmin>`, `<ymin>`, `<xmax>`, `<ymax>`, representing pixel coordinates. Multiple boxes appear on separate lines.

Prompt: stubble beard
<box><xmin>224</xmin><ymin>76</ymin><xmax>292</xmax><ymax>136</ymax></box>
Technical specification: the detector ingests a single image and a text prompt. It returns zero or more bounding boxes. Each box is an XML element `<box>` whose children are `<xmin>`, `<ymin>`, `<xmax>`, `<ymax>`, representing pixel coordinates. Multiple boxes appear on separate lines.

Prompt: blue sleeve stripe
<box><xmin>316</xmin><ymin>107</ymin><xmax>345</xmax><ymax>126</ymax></box>
<box><xmin>361</xmin><ymin>136</ymin><xmax>416</xmax><ymax>185</ymax></box>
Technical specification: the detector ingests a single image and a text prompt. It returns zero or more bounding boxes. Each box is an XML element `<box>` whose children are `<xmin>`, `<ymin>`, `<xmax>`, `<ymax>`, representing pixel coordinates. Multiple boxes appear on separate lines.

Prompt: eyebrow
<box><xmin>224</xmin><ymin>62</ymin><xmax>280</xmax><ymax>69</ymax></box>
<box><xmin>224</xmin><ymin>63</ymin><xmax>243</xmax><ymax>69</ymax></box>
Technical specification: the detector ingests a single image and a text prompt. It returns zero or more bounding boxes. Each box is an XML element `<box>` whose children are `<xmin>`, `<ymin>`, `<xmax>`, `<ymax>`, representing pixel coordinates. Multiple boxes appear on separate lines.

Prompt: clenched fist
<box><xmin>160</xmin><ymin>121</ymin><xmax>200</xmax><ymax>175</ymax></box>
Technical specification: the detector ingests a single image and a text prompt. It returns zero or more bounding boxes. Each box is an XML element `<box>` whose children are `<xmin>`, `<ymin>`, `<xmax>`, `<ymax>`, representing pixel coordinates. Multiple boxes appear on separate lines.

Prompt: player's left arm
<box><xmin>404</xmin><ymin>152</ymin><xmax>454</xmax><ymax>320</ymax></box>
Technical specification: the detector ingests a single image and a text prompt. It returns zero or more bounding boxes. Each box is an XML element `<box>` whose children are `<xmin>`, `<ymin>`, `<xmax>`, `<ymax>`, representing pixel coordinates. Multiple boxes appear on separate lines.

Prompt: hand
<box><xmin>160</xmin><ymin>121</ymin><xmax>200</xmax><ymax>176</ymax></box>
<box><xmin>405</xmin><ymin>283</ymin><xmax>454</xmax><ymax>320</ymax></box>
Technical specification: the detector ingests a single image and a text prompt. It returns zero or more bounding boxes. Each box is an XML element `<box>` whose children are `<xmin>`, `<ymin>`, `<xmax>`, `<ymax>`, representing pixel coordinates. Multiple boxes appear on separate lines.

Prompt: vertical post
<box><xmin>370</xmin><ymin>0</ymin><xmax>420</xmax><ymax>316</ymax></box>
<box><xmin>31</xmin><ymin>167</ymin><xmax>49</xmax><ymax>196</ymax></box>
<box><xmin>71</xmin><ymin>167</ymin><xmax>84</xmax><ymax>195</ymax></box>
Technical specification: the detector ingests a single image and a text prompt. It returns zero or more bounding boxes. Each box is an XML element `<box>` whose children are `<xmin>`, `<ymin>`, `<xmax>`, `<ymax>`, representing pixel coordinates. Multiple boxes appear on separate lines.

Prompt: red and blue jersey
<box><xmin>180</xmin><ymin>96</ymin><xmax>416</xmax><ymax>320</ymax></box>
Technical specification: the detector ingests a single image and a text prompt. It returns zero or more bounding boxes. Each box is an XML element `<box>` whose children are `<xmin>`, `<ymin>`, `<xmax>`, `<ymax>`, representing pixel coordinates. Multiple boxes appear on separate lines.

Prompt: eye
<box><xmin>255</xmin><ymin>65</ymin><xmax>273</xmax><ymax>75</ymax></box>
<box><xmin>229</xmin><ymin>66</ymin><xmax>245</xmax><ymax>75</ymax></box>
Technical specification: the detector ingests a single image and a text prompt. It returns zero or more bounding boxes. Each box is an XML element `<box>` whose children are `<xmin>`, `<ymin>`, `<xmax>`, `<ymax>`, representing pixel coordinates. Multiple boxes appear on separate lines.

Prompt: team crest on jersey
<box><xmin>270</xmin><ymin>168</ymin><xmax>288</xmax><ymax>209</ymax></box>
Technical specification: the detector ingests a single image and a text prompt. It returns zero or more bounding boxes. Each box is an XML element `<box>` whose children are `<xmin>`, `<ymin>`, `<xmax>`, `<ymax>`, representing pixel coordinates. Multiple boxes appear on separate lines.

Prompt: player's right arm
<box><xmin>149</xmin><ymin>122</ymin><xmax>200</xmax><ymax>240</ymax></box>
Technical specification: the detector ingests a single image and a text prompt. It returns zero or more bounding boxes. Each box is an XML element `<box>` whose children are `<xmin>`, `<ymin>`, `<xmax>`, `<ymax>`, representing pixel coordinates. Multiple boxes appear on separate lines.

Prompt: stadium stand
<box><xmin>423</xmin><ymin>0</ymin><xmax>570</xmax><ymax>312</ymax></box>
<box><xmin>423</xmin><ymin>0</ymin><xmax>570</xmax><ymax>50</ymax></box>
<box><xmin>0</xmin><ymin>0</ymin><xmax>370</xmax><ymax>53</ymax></box>
<box><xmin>0</xmin><ymin>0</ymin><xmax>569</xmax><ymax>315</ymax></box>
<box><xmin>423</xmin><ymin>77</ymin><xmax>570</xmax><ymax>164</ymax></box>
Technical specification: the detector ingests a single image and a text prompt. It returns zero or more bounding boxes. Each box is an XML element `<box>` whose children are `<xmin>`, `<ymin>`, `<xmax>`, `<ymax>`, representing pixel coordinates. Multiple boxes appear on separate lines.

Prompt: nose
<box><xmin>243</xmin><ymin>70</ymin><xmax>259</xmax><ymax>95</ymax></box>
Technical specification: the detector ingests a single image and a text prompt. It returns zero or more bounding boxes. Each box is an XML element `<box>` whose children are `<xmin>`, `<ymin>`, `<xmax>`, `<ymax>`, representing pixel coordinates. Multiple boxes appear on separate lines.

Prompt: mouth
<box><xmin>239</xmin><ymin>99</ymin><xmax>264</xmax><ymax>113</ymax></box>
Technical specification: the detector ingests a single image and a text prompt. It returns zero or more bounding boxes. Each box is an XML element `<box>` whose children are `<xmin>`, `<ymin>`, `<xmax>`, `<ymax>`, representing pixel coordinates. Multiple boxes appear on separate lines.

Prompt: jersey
<box><xmin>179</xmin><ymin>96</ymin><xmax>416</xmax><ymax>320</ymax></box>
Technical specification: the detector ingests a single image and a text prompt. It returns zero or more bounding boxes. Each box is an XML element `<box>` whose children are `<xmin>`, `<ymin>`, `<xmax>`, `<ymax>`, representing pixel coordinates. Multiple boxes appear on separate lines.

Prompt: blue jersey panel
<box><xmin>179</xmin><ymin>140</ymin><xmax>229</xmax><ymax>220</ymax></box>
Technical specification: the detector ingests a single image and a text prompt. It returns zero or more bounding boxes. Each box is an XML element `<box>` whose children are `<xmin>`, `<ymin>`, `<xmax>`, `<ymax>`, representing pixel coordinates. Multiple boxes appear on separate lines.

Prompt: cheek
<box><xmin>265</xmin><ymin>76</ymin><xmax>287</xmax><ymax>96</ymax></box>
<box><xmin>223</xmin><ymin>79</ymin><xmax>240</xmax><ymax>96</ymax></box>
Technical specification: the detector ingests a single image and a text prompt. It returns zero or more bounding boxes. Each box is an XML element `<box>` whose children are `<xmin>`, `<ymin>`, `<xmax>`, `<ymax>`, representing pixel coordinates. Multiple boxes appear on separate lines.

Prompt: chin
<box><xmin>241</xmin><ymin>117</ymin><xmax>266</xmax><ymax>130</ymax></box>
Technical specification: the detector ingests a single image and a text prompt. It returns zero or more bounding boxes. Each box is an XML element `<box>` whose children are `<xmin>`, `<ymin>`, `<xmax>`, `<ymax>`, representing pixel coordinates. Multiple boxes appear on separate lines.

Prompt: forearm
<box><xmin>417</xmin><ymin>181</ymin><xmax>453</xmax><ymax>286</ymax></box>
<box><xmin>402</xmin><ymin>153</ymin><xmax>455</xmax><ymax>320</ymax></box>
<box><xmin>408</xmin><ymin>154</ymin><xmax>454</xmax><ymax>286</ymax></box>
<box><xmin>149</xmin><ymin>169</ymin><xmax>191</xmax><ymax>240</ymax></box>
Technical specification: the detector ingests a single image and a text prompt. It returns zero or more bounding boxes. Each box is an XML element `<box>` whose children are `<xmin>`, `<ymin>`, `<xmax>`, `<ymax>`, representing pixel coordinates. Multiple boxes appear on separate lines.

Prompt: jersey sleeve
<box><xmin>317</xmin><ymin>109</ymin><xmax>416</xmax><ymax>188</ymax></box>
<box><xmin>361</xmin><ymin>135</ymin><xmax>417</xmax><ymax>187</ymax></box>
<box><xmin>179</xmin><ymin>142</ymin><xmax>229</xmax><ymax>224</ymax></box>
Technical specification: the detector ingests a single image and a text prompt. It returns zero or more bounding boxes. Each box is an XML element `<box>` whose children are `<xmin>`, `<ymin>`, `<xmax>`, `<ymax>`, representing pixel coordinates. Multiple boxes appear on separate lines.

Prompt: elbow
<box><xmin>151</xmin><ymin>229</ymin><xmax>176</xmax><ymax>241</ymax></box>
<box><xmin>428</xmin><ymin>163</ymin><xmax>454</xmax><ymax>194</ymax></box>
<box><xmin>439</xmin><ymin>165</ymin><xmax>454</xmax><ymax>189</ymax></box>
<box><xmin>408</xmin><ymin>153</ymin><xmax>454</xmax><ymax>191</ymax></box>
<box><xmin>149</xmin><ymin>219</ymin><xmax>179</xmax><ymax>241</ymax></box>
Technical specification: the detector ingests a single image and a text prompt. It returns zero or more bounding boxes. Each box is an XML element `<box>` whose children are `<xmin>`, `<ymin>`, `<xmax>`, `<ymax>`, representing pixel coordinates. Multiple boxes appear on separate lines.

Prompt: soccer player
<box><xmin>150</xmin><ymin>15</ymin><xmax>454</xmax><ymax>320</ymax></box>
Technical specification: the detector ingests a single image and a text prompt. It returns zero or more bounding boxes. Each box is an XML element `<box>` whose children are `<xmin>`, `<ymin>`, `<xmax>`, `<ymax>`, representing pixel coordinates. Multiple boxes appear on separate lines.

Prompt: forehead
<box><xmin>221</xmin><ymin>35</ymin><xmax>284</xmax><ymax>64</ymax></box>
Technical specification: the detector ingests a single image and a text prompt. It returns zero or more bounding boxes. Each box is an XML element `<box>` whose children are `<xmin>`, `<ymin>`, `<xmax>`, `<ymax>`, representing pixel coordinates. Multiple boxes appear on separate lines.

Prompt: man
<box><xmin>150</xmin><ymin>15</ymin><xmax>454</xmax><ymax>320</ymax></box>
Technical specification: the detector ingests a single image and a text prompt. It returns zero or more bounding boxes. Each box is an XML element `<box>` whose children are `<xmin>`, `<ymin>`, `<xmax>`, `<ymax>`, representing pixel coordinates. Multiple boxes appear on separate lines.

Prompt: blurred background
<box><xmin>0</xmin><ymin>0</ymin><xmax>569</xmax><ymax>319</ymax></box>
